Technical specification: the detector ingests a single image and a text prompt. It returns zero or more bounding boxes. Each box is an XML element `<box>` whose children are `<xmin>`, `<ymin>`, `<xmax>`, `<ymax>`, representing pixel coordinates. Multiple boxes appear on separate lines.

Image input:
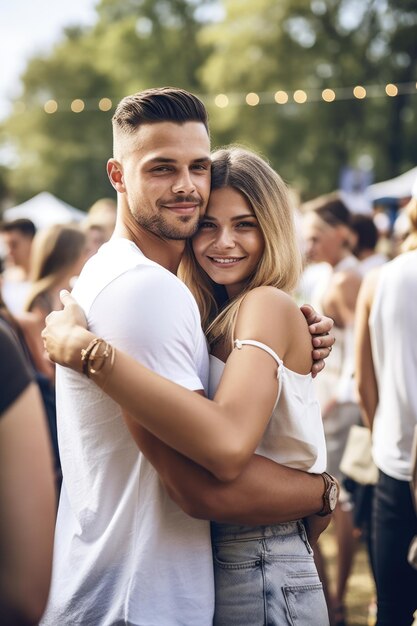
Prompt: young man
<box><xmin>41</xmin><ymin>88</ymin><xmax>335</xmax><ymax>625</ymax></box>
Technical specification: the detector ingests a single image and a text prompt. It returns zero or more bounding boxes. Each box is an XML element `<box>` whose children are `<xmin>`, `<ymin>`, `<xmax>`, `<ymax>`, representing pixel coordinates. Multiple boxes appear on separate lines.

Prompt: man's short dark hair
<box><xmin>112</xmin><ymin>87</ymin><xmax>209</xmax><ymax>135</ymax></box>
<box><xmin>0</xmin><ymin>218</ymin><xmax>36</xmax><ymax>239</ymax></box>
<box><xmin>351</xmin><ymin>214</ymin><xmax>378</xmax><ymax>252</ymax></box>
<box><xmin>306</xmin><ymin>193</ymin><xmax>352</xmax><ymax>228</ymax></box>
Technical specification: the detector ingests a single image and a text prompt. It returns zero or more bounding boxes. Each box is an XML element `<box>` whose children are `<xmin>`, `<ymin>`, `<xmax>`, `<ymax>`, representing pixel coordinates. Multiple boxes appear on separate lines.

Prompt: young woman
<box><xmin>25</xmin><ymin>224</ymin><xmax>87</xmax><ymax>323</ymax></box>
<box><xmin>43</xmin><ymin>147</ymin><xmax>334</xmax><ymax>625</ymax></box>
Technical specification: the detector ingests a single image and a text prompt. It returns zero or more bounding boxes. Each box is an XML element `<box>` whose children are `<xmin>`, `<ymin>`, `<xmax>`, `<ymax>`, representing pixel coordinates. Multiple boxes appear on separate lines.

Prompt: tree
<box><xmin>3</xmin><ymin>0</ymin><xmax>215</xmax><ymax>209</ymax></box>
<box><xmin>2</xmin><ymin>0</ymin><xmax>416</xmax><ymax>206</ymax></box>
<box><xmin>199</xmin><ymin>0</ymin><xmax>417</xmax><ymax>199</ymax></box>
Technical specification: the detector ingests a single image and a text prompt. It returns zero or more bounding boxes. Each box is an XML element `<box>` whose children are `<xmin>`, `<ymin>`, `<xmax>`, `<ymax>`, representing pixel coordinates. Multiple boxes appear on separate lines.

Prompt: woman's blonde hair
<box><xmin>25</xmin><ymin>224</ymin><xmax>86</xmax><ymax>312</ymax></box>
<box><xmin>401</xmin><ymin>197</ymin><xmax>417</xmax><ymax>253</ymax></box>
<box><xmin>179</xmin><ymin>146</ymin><xmax>302</xmax><ymax>348</ymax></box>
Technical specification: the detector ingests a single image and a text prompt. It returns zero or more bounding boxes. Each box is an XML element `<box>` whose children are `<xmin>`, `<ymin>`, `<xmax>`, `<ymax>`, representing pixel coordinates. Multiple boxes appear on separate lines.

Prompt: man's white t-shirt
<box><xmin>41</xmin><ymin>238</ymin><xmax>214</xmax><ymax>626</ymax></box>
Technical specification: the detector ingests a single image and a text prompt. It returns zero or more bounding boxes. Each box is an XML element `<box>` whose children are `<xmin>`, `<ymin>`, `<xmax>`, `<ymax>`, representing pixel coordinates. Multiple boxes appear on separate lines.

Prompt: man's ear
<box><xmin>107</xmin><ymin>159</ymin><xmax>125</xmax><ymax>193</ymax></box>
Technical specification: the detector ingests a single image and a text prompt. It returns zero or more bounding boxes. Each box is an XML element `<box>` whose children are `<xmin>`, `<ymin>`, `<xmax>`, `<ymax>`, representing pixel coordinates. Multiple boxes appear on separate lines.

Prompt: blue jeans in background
<box><xmin>372</xmin><ymin>469</ymin><xmax>417</xmax><ymax>626</ymax></box>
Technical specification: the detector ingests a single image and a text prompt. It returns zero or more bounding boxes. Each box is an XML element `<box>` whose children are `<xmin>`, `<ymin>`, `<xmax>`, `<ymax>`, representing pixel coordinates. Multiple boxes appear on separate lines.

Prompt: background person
<box><xmin>301</xmin><ymin>195</ymin><xmax>363</xmax><ymax>625</ymax></box>
<box><xmin>24</xmin><ymin>223</ymin><xmax>87</xmax><ymax>324</ymax></box>
<box><xmin>350</xmin><ymin>213</ymin><xmax>388</xmax><ymax>276</ymax></box>
<box><xmin>82</xmin><ymin>197</ymin><xmax>117</xmax><ymax>242</ymax></box>
<box><xmin>0</xmin><ymin>320</ymin><xmax>56</xmax><ymax>625</ymax></box>
<box><xmin>355</xmin><ymin>192</ymin><xmax>417</xmax><ymax>626</ymax></box>
<box><xmin>0</xmin><ymin>283</ymin><xmax>60</xmax><ymax>489</ymax></box>
<box><xmin>0</xmin><ymin>218</ymin><xmax>36</xmax><ymax>315</ymax></box>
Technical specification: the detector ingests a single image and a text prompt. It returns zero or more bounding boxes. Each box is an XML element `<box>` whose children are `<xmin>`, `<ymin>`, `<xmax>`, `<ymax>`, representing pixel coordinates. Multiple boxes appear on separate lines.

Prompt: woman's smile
<box><xmin>207</xmin><ymin>256</ymin><xmax>246</xmax><ymax>265</ymax></box>
<box><xmin>192</xmin><ymin>186</ymin><xmax>264</xmax><ymax>298</ymax></box>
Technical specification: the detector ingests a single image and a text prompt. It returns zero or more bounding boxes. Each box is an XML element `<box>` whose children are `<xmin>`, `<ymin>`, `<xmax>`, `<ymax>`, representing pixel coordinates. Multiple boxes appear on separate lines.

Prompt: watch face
<box><xmin>329</xmin><ymin>484</ymin><xmax>338</xmax><ymax>510</ymax></box>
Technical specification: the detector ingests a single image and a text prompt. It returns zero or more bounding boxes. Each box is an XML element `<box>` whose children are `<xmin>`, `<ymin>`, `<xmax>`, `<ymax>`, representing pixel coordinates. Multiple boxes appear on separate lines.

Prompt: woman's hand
<box><xmin>300</xmin><ymin>304</ymin><xmax>335</xmax><ymax>377</ymax></box>
<box><xmin>41</xmin><ymin>290</ymin><xmax>93</xmax><ymax>373</ymax></box>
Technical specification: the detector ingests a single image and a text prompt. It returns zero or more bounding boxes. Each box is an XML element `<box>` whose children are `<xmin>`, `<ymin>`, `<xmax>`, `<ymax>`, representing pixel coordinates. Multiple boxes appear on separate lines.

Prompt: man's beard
<box><xmin>129</xmin><ymin>193</ymin><xmax>203</xmax><ymax>240</ymax></box>
<box><xmin>134</xmin><ymin>211</ymin><xmax>200</xmax><ymax>240</ymax></box>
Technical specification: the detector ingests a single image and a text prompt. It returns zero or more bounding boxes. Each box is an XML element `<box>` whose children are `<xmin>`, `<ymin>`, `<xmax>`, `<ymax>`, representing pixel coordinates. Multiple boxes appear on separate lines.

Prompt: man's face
<box><xmin>112</xmin><ymin>121</ymin><xmax>211</xmax><ymax>240</ymax></box>
<box><xmin>301</xmin><ymin>212</ymin><xmax>340</xmax><ymax>265</ymax></box>
<box><xmin>1</xmin><ymin>230</ymin><xmax>33</xmax><ymax>268</ymax></box>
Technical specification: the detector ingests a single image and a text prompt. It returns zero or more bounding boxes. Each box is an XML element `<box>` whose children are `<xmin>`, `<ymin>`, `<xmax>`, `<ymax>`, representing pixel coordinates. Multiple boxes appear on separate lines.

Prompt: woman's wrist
<box><xmin>66</xmin><ymin>328</ymin><xmax>96</xmax><ymax>373</ymax></box>
<box><xmin>77</xmin><ymin>335</ymin><xmax>116</xmax><ymax>387</ymax></box>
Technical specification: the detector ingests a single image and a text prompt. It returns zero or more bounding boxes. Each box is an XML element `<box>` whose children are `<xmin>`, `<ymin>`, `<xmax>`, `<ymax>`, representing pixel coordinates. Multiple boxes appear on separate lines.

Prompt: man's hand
<box><xmin>303</xmin><ymin>513</ymin><xmax>332</xmax><ymax>548</ymax></box>
<box><xmin>300</xmin><ymin>304</ymin><xmax>335</xmax><ymax>377</ymax></box>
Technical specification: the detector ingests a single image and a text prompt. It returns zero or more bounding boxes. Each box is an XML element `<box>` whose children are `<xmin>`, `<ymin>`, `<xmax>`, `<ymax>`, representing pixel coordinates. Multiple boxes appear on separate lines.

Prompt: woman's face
<box><xmin>192</xmin><ymin>186</ymin><xmax>264</xmax><ymax>299</ymax></box>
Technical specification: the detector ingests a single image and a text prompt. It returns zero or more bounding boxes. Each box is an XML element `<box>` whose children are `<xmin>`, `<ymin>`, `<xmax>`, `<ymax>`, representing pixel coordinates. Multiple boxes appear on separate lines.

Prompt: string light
<box><xmin>385</xmin><ymin>83</ymin><xmax>398</xmax><ymax>97</ymax></box>
<box><xmin>71</xmin><ymin>99</ymin><xmax>85</xmax><ymax>113</ymax></box>
<box><xmin>98</xmin><ymin>98</ymin><xmax>113</xmax><ymax>111</ymax></box>
<box><xmin>353</xmin><ymin>85</ymin><xmax>367</xmax><ymax>99</ymax></box>
<box><xmin>214</xmin><ymin>94</ymin><xmax>229</xmax><ymax>108</ymax></box>
<box><xmin>274</xmin><ymin>90</ymin><xmax>288</xmax><ymax>104</ymax></box>
<box><xmin>10</xmin><ymin>81</ymin><xmax>416</xmax><ymax>115</ymax></box>
<box><xmin>322</xmin><ymin>88</ymin><xmax>336</xmax><ymax>102</ymax></box>
<box><xmin>246</xmin><ymin>92</ymin><xmax>260</xmax><ymax>106</ymax></box>
<box><xmin>293</xmin><ymin>90</ymin><xmax>307</xmax><ymax>103</ymax></box>
<box><xmin>44</xmin><ymin>100</ymin><xmax>58</xmax><ymax>114</ymax></box>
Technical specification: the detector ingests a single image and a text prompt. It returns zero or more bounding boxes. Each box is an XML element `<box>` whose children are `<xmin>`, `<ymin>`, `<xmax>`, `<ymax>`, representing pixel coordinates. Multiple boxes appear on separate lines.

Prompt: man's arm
<box><xmin>124</xmin><ymin>413</ymin><xmax>325</xmax><ymax>525</ymax></box>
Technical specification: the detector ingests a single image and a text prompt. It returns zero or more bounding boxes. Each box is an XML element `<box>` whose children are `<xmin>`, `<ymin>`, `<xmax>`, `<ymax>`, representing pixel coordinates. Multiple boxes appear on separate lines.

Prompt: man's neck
<box><xmin>114</xmin><ymin>221</ymin><xmax>186</xmax><ymax>275</ymax></box>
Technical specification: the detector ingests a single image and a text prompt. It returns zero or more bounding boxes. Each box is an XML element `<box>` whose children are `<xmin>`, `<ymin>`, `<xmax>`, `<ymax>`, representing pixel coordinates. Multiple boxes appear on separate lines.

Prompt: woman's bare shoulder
<box><xmin>234</xmin><ymin>286</ymin><xmax>309</xmax><ymax>364</ymax></box>
<box><xmin>238</xmin><ymin>286</ymin><xmax>301</xmax><ymax>320</ymax></box>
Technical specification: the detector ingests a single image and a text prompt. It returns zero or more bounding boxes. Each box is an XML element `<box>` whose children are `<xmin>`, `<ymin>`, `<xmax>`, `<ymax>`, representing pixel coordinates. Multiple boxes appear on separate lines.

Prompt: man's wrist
<box><xmin>316</xmin><ymin>472</ymin><xmax>339</xmax><ymax>516</ymax></box>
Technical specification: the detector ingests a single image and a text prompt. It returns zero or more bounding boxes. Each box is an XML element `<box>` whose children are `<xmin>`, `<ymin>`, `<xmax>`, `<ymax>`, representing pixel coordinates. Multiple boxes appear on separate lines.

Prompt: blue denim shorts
<box><xmin>211</xmin><ymin>520</ymin><xmax>329</xmax><ymax>626</ymax></box>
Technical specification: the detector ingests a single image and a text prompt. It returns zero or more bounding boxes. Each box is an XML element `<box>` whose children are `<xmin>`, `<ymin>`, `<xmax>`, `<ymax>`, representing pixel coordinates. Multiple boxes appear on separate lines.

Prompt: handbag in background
<box><xmin>339</xmin><ymin>424</ymin><xmax>378</xmax><ymax>486</ymax></box>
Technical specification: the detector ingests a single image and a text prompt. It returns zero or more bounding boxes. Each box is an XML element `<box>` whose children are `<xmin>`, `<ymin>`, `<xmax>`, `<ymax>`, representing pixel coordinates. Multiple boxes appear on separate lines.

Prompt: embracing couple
<box><xmin>41</xmin><ymin>87</ymin><xmax>336</xmax><ymax>626</ymax></box>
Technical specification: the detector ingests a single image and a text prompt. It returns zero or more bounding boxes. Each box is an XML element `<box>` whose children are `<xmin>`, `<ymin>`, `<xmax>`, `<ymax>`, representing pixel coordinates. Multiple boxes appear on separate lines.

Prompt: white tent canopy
<box><xmin>3</xmin><ymin>192</ymin><xmax>85</xmax><ymax>230</ymax></box>
<box><xmin>367</xmin><ymin>166</ymin><xmax>417</xmax><ymax>202</ymax></box>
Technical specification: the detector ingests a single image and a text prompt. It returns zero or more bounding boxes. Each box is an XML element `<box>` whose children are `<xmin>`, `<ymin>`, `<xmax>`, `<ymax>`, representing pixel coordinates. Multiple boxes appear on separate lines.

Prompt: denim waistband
<box><xmin>211</xmin><ymin>520</ymin><xmax>304</xmax><ymax>542</ymax></box>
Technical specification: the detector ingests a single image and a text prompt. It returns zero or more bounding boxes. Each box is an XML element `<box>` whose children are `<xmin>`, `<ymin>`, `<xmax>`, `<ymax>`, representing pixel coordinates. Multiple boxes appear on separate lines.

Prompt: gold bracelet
<box><xmin>88</xmin><ymin>340</ymin><xmax>112</xmax><ymax>376</ymax></box>
<box><xmin>80</xmin><ymin>338</ymin><xmax>114</xmax><ymax>379</ymax></box>
<box><xmin>81</xmin><ymin>338</ymin><xmax>102</xmax><ymax>378</ymax></box>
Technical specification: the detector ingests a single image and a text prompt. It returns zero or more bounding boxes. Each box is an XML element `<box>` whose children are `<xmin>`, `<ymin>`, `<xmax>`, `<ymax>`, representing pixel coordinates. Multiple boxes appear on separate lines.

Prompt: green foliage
<box><xmin>3</xmin><ymin>0</ymin><xmax>214</xmax><ymax>209</ymax></box>
<box><xmin>200</xmin><ymin>0</ymin><xmax>417</xmax><ymax>199</ymax></box>
<box><xmin>1</xmin><ymin>0</ymin><xmax>416</xmax><ymax>207</ymax></box>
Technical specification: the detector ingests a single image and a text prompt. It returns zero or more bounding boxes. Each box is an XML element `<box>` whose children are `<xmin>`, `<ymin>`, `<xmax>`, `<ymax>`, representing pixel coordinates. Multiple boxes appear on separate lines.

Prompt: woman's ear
<box><xmin>107</xmin><ymin>159</ymin><xmax>125</xmax><ymax>193</ymax></box>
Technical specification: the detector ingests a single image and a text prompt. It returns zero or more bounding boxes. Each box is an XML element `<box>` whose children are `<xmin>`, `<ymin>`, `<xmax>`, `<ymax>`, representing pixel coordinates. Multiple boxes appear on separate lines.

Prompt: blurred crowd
<box><xmin>1</xmin><ymin>182</ymin><xmax>416</xmax><ymax>624</ymax></box>
<box><xmin>0</xmin><ymin>197</ymin><xmax>116</xmax><ymax>624</ymax></box>
<box><xmin>297</xmin><ymin>183</ymin><xmax>417</xmax><ymax>626</ymax></box>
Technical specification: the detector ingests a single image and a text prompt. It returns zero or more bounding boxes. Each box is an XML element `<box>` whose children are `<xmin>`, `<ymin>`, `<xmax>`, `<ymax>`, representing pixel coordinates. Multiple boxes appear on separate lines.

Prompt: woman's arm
<box><xmin>123</xmin><ymin>414</ymin><xmax>327</xmax><ymax>525</ymax></box>
<box><xmin>354</xmin><ymin>269</ymin><xmax>380</xmax><ymax>429</ymax></box>
<box><xmin>42</xmin><ymin>289</ymin><xmax>324</xmax><ymax>482</ymax></box>
<box><xmin>0</xmin><ymin>383</ymin><xmax>56</xmax><ymax>625</ymax></box>
<box><xmin>43</xmin><ymin>292</ymin><xmax>280</xmax><ymax>481</ymax></box>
